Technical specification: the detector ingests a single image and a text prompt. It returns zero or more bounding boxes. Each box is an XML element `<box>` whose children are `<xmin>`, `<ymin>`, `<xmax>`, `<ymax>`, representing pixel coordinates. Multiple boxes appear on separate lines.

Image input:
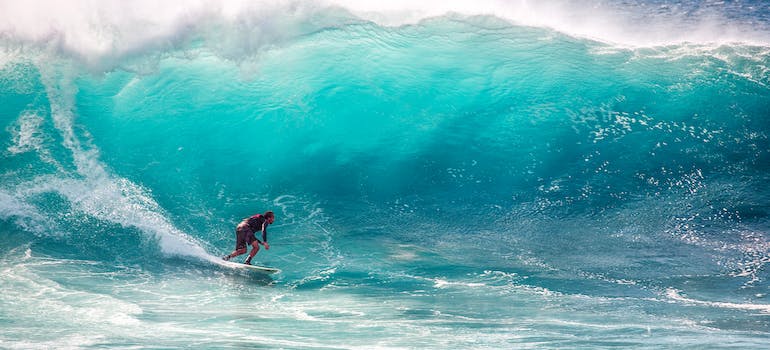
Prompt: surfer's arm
<box><xmin>261</xmin><ymin>229</ymin><xmax>267</xmax><ymax>244</ymax></box>
<box><xmin>260</xmin><ymin>223</ymin><xmax>269</xmax><ymax>249</ymax></box>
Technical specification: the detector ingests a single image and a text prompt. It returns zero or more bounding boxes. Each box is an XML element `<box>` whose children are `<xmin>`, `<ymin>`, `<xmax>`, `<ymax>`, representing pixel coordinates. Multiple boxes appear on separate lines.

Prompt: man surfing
<box><xmin>223</xmin><ymin>211</ymin><xmax>275</xmax><ymax>265</ymax></box>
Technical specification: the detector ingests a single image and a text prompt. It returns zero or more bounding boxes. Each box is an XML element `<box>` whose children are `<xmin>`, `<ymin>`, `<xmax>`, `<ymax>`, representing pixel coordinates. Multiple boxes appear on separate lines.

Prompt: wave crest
<box><xmin>1</xmin><ymin>0</ymin><xmax>768</xmax><ymax>67</ymax></box>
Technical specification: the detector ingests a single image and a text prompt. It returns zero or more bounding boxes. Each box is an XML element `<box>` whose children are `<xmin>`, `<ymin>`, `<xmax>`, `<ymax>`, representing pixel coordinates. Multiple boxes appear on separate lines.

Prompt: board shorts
<box><xmin>235</xmin><ymin>223</ymin><xmax>257</xmax><ymax>250</ymax></box>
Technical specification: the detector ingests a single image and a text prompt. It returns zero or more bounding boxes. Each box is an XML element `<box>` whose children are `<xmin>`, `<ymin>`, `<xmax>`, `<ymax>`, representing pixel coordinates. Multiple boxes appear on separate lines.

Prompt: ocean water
<box><xmin>1</xmin><ymin>0</ymin><xmax>770</xmax><ymax>348</ymax></box>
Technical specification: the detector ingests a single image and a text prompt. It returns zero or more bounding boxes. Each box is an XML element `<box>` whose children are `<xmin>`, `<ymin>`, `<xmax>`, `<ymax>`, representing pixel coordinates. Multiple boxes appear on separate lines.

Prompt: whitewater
<box><xmin>1</xmin><ymin>0</ymin><xmax>769</xmax><ymax>348</ymax></box>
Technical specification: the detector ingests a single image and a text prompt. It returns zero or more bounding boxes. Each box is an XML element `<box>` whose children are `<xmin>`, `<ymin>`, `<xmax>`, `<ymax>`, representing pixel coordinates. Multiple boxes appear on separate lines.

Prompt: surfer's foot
<box><xmin>222</xmin><ymin>254</ymin><xmax>231</xmax><ymax>261</ymax></box>
<box><xmin>244</xmin><ymin>258</ymin><xmax>252</xmax><ymax>265</ymax></box>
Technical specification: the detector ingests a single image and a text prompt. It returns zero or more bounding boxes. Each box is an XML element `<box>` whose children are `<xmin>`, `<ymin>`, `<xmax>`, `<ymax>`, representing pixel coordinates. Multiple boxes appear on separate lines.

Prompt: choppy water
<box><xmin>2</xmin><ymin>1</ymin><xmax>770</xmax><ymax>348</ymax></box>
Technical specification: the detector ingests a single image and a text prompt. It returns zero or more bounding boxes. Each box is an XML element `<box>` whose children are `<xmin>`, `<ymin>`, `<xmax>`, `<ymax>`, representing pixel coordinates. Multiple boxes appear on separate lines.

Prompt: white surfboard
<box><xmin>219</xmin><ymin>260</ymin><xmax>280</xmax><ymax>274</ymax></box>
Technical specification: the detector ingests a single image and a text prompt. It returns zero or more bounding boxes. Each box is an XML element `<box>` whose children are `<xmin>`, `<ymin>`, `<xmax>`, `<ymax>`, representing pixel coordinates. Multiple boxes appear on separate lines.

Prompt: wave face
<box><xmin>2</xmin><ymin>1</ymin><xmax>770</xmax><ymax>348</ymax></box>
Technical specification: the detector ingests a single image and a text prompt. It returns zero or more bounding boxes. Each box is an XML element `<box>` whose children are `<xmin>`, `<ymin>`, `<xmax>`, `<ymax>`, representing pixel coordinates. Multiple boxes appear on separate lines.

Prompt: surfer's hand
<box><xmin>263</xmin><ymin>242</ymin><xmax>270</xmax><ymax>250</ymax></box>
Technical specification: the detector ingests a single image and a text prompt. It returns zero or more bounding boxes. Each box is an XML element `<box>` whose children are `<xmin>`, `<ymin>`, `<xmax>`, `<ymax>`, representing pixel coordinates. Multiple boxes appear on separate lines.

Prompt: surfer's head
<box><xmin>264</xmin><ymin>211</ymin><xmax>275</xmax><ymax>224</ymax></box>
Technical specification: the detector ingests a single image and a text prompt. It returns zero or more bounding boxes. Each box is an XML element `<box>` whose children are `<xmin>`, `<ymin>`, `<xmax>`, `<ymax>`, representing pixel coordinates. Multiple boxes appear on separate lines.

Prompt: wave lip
<box><xmin>1</xmin><ymin>0</ymin><xmax>769</xmax><ymax>66</ymax></box>
<box><xmin>335</xmin><ymin>0</ymin><xmax>770</xmax><ymax>46</ymax></box>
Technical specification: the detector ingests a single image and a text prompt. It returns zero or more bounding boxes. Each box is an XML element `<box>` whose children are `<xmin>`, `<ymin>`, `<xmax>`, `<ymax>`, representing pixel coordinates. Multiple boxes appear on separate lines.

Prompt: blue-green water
<box><xmin>2</xmin><ymin>1</ymin><xmax>770</xmax><ymax>348</ymax></box>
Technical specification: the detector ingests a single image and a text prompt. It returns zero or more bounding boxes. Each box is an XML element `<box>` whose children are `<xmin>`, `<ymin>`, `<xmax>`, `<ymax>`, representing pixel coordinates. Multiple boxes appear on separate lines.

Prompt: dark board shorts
<box><xmin>235</xmin><ymin>223</ymin><xmax>257</xmax><ymax>250</ymax></box>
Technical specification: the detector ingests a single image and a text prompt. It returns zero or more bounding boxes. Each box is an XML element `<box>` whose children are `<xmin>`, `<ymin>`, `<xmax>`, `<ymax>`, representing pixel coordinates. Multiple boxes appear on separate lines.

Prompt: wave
<box><xmin>0</xmin><ymin>2</ymin><xmax>768</xmax><ymax>288</ymax></box>
<box><xmin>3</xmin><ymin>4</ymin><xmax>770</xmax><ymax>347</ymax></box>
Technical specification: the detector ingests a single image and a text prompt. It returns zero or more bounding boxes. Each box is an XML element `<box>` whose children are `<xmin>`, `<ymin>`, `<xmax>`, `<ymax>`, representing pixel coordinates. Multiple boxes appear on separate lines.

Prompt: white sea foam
<box><xmin>6</xmin><ymin>111</ymin><xmax>44</xmax><ymax>155</ymax></box>
<box><xmin>5</xmin><ymin>111</ymin><xmax>62</xmax><ymax>168</ymax></box>
<box><xmin>63</xmin><ymin>177</ymin><xmax>207</xmax><ymax>258</ymax></box>
<box><xmin>2</xmin><ymin>260</ymin><xmax>144</xmax><ymax>330</ymax></box>
<box><xmin>0</xmin><ymin>190</ymin><xmax>47</xmax><ymax>233</ymax></box>
<box><xmin>0</xmin><ymin>0</ymin><xmax>767</xmax><ymax>66</ymax></box>
<box><xmin>666</xmin><ymin>288</ymin><xmax>770</xmax><ymax>313</ymax></box>
<box><xmin>2</xmin><ymin>61</ymin><xmax>214</xmax><ymax>261</ymax></box>
<box><xmin>433</xmin><ymin>278</ymin><xmax>486</xmax><ymax>288</ymax></box>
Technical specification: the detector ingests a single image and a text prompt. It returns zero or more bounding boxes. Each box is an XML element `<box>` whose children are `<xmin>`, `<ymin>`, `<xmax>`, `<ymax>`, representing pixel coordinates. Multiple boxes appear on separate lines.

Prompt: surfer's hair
<box><xmin>264</xmin><ymin>211</ymin><xmax>275</xmax><ymax>219</ymax></box>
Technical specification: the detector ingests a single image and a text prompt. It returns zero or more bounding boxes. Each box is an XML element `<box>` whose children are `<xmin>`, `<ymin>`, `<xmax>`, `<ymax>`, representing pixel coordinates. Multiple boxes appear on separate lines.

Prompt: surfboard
<box><xmin>220</xmin><ymin>260</ymin><xmax>280</xmax><ymax>274</ymax></box>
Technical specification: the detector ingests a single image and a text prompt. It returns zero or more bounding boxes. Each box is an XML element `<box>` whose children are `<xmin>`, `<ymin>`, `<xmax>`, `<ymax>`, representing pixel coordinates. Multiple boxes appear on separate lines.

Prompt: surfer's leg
<box><xmin>224</xmin><ymin>247</ymin><xmax>246</xmax><ymax>260</ymax></box>
<box><xmin>225</xmin><ymin>228</ymin><xmax>249</xmax><ymax>260</ymax></box>
<box><xmin>244</xmin><ymin>241</ymin><xmax>260</xmax><ymax>265</ymax></box>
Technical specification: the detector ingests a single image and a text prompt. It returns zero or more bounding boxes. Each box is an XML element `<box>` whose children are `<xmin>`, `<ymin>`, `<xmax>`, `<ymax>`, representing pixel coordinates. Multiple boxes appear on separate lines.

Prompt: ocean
<box><xmin>1</xmin><ymin>0</ymin><xmax>769</xmax><ymax>348</ymax></box>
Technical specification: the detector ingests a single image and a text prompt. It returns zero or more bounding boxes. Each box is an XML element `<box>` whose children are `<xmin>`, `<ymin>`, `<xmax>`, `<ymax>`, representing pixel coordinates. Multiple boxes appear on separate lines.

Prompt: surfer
<box><xmin>222</xmin><ymin>211</ymin><xmax>275</xmax><ymax>265</ymax></box>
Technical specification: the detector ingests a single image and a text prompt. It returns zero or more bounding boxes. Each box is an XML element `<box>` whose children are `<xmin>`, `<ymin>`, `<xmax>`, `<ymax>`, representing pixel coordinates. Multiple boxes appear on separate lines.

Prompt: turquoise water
<box><xmin>2</xmin><ymin>1</ymin><xmax>770</xmax><ymax>348</ymax></box>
